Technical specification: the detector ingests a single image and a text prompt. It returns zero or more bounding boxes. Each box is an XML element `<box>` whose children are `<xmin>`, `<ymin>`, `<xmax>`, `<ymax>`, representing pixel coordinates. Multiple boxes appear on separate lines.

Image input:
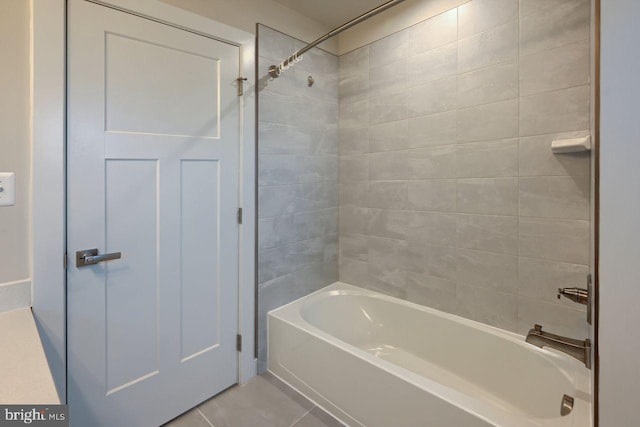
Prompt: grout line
<box><xmin>196</xmin><ymin>408</ymin><xmax>216</xmax><ymax>427</ymax></box>
<box><xmin>519</xmin><ymin>82</ymin><xmax>591</xmax><ymax>100</ymax></box>
<box><xmin>518</xmin><ymin>37</ymin><xmax>591</xmax><ymax>60</ymax></box>
<box><xmin>289</xmin><ymin>408</ymin><xmax>314</xmax><ymax>427</ymax></box>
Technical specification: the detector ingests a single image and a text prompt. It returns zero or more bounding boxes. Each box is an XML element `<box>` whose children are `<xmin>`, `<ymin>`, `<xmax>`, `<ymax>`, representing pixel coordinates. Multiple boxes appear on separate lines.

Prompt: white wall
<box><xmin>0</xmin><ymin>0</ymin><xmax>31</xmax><ymax>311</ymax></box>
<box><xmin>160</xmin><ymin>0</ymin><xmax>337</xmax><ymax>52</ymax></box>
<box><xmin>599</xmin><ymin>1</ymin><xmax>640</xmax><ymax>425</ymax></box>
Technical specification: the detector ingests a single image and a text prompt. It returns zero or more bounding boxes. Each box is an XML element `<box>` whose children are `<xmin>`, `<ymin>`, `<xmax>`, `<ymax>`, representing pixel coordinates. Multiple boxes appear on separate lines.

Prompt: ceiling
<box><xmin>272</xmin><ymin>0</ymin><xmax>390</xmax><ymax>28</ymax></box>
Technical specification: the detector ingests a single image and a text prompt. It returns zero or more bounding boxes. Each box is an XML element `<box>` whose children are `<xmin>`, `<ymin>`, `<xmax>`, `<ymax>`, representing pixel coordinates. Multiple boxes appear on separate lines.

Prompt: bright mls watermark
<box><xmin>0</xmin><ymin>406</ymin><xmax>68</xmax><ymax>426</ymax></box>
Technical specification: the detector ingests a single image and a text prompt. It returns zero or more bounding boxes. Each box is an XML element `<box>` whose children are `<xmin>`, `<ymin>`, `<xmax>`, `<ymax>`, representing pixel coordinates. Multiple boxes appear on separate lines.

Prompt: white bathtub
<box><xmin>268</xmin><ymin>283</ymin><xmax>591</xmax><ymax>427</ymax></box>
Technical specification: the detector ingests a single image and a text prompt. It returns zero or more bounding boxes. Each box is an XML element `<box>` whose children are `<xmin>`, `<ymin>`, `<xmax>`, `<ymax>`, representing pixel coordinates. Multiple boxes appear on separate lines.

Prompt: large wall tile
<box><xmin>339</xmin><ymin>181</ymin><xmax>369</xmax><ymax>207</ymax></box>
<box><xmin>408</xmin><ymin>77</ymin><xmax>457</xmax><ymax>117</ymax></box>
<box><xmin>519</xmin><ymin>175</ymin><xmax>590</xmax><ymax>219</ymax></box>
<box><xmin>259</xmin><ymin>185</ymin><xmax>298</xmax><ymax>219</ymax></box>
<box><xmin>298</xmin><ymin>155</ymin><xmax>330</xmax><ymax>183</ymax></box>
<box><xmin>259</xmin><ymin>90</ymin><xmax>297</xmax><ymax>125</ymax></box>
<box><xmin>518</xmin><ymin>257</ymin><xmax>589</xmax><ymax>308</ymax></box>
<box><xmin>259</xmin><ymin>215</ymin><xmax>295</xmax><ymax>250</ymax></box>
<box><xmin>295</xmin><ymin>236</ymin><xmax>326</xmax><ymax>267</ymax></box>
<box><xmin>457</xmin><ymin>99</ymin><xmax>518</xmax><ymax>143</ymax></box>
<box><xmin>407</xmin><ymin>145</ymin><xmax>457</xmax><ymax>179</ymax></box>
<box><xmin>520</xmin><ymin>86</ymin><xmax>590</xmax><ymax>136</ymax></box>
<box><xmin>370</xmin><ymin>60</ymin><xmax>408</xmax><ymax>96</ymax></box>
<box><xmin>520</xmin><ymin>39</ymin><xmax>590</xmax><ymax>96</ymax></box>
<box><xmin>408</xmin><ymin>42</ymin><xmax>457</xmax><ymax>87</ymax></box>
<box><xmin>340</xmin><ymin>206</ymin><xmax>376</xmax><ymax>235</ymax></box>
<box><xmin>325</xmin><ymin>207</ymin><xmax>339</xmax><ymax>235</ymax></box>
<box><xmin>338</xmin><ymin>257</ymin><xmax>369</xmax><ymax>288</ymax></box>
<box><xmin>259</xmin><ymin>154</ymin><xmax>300</xmax><ymax>186</ymax></box>
<box><xmin>458</xmin><ymin>0</ymin><xmax>519</xmax><ymax>39</ymax></box>
<box><xmin>458</xmin><ymin>21</ymin><xmax>518</xmax><ymax>73</ymax></box>
<box><xmin>407</xmin><ymin>179</ymin><xmax>457</xmax><ymax>212</ymax></box>
<box><xmin>520</xmin><ymin>0</ymin><xmax>590</xmax><ymax>56</ymax></box>
<box><xmin>339</xmin><ymin>99</ymin><xmax>369</xmax><ymax>129</ymax></box>
<box><xmin>457</xmin><ymin>284</ymin><xmax>518</xmax><ymax>331</ymax></box>
<box><xmin>369</xmin><ymin>90</ymin><xmax>408</xmax><ymax>125</ymax></box>
<box><xmin>457</xmin><ymin>177</ymin><xmax>518</xmax><ymax>215</ymax></box>
<box><xmin>409</xmin><ymin>9</ymin><xmax>458</xmax><ymax>54</ymax></box>
<box><xmin>406</xmin><ymin>272</ymin><xmax>458</xmax><ymax>313</ymax></box>
<box><xmin>339</xmin><ymin>233</ymin><xmax>369</xmax><ymax>262</ymax></box>
<box><xmin>406</xmin><ymin>241</ymin><xmax>457</xmax><ymax>280</ymax></box>
<box><xmin>369</xmin><ymin>120</ymin><xmax>408</xmax><ymax>153</ymax></box>
<box><xmin>367</xmin><ymin>262</ymin><xmax>408</xmax><ymax>298</ymax></box>
<box><xmin>339</xmin><ymin>73</ymin><xmax>369</xmax><ymax>104</ymax></box>
<box><xmin>517</xmin><ymin>296</ymin><xmax>588</xmax><ymax>337</ymax></box>
<box><xmin>408</xmin><ymin>111</ymin><xmax>457</xmax><ymax>148</ymax></box>
<box><xmin>258</xmin><ymin>244</ymin><xmax>298</xmax><ymax>284</ymax></box>
<box><xmin>368</xmin><ymin>209</ymin><xmax>411</xmax><ymax>240</ymax></box>
<box><xmin>368</xmin><ymin>181</ymin><xmax>408</xmax><ymax>209</ymax></box>
<box><xmin>259</xmin><ymin>123</ymin><xmax>318</xmax><ymax>155</ymax></box>
<box><xmin>368</xmin><ymin>236</ymin><xmax>410</xmax><ymax>269</ymax></box>
<box><xmin>519</xmin><ymin>130</ymin><xmax>591</xmax><ymax>177</ymax></box>
<box><xmin>456</xmin><ymin>139</ymin><xmax>518</xmax><ymax>178</ymax></box>
<box><xmin>457</xmin><ymin>248</ymin><xmax>518</xmax><ymax>293</ymax></box>
<box><xmin>519</xmin><ymin>0</ymin><xmax>572</xmax><ymax>18</ymax></box>
<box><xmin>457</xmin><ymin>60</ymin><xmax>518</xmax><ymax>108</ymax></box>
<box><xmin>340</xmin><ymin>154</ymin><xmax>368</xmax><ymax>182</ymax></box>
<box><xmin>456</xmin><ymin>214</ymin><xmax>518</xmax><ymax>255</ymax></box>
<box><xmin>369</xmin><ymin>151</ymin><xmax>409</xmax><ymax>180</ymax></box>
<box><xmin>519</xmin><ymin>217</ymin><xmax>590</xmax><ymax>265</ymax></box>
<box><xmin>339</xmin><ymin>127</ymin><xmax>369</xmax><ymax>155</ymax></box>
<box><xmin>369</xmin><ymin>30</ymin><xmax>409</xmax><ymax>68</ymax></box>
<box><xmin>405</xmin><ymin>211</ymin><xmax>458</xmax><ymax>246</ymax></box>
<box><xmin>339</xmin><ymin>46</ymin><xmax>369</xmax><ymax>79</ymax></box>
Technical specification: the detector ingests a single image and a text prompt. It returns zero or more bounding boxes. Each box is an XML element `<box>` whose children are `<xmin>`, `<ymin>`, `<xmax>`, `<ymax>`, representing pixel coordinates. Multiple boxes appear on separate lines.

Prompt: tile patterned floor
<box><xmin>163</xmin><ymin>373</ymin><xmax>343</xmax><ymax>427</ymax></box>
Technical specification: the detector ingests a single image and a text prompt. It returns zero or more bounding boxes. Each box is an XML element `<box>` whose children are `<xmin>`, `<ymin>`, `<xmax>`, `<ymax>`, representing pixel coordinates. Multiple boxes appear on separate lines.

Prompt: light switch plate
<box><xmin>0</xmin><ymin>172</ymin><xmax>16</xmax><ymax>206</ymax></box>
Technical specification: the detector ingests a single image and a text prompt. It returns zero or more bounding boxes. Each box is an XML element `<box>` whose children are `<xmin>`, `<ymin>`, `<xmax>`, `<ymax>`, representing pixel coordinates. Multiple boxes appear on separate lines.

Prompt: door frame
<box><xmin>31</xmin><ymin>0</ymin><xmax>257</xmax><ymax>402</ymax></box>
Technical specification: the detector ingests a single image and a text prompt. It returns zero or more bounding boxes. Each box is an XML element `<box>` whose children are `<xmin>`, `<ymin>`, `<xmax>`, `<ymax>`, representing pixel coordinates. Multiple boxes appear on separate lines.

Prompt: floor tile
<box><xmin>162</xmin><ymin>408</ymin><xmax>212</xmax><ymax>427</ymax></box>
<box><xmin>198</xmin><ymin>374</ymin><xmax>313</xmax><ymax>427</ymax></box>
<box><xmin>292</xmin><ymin>407</ymin><xmax>344</xmax><ymax>427</ymax></box>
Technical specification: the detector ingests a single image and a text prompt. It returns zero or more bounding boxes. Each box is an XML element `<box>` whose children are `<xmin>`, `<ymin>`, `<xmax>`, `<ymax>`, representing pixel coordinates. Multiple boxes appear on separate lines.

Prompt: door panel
<box><xmin>67</xmin><ymin>1</ymin><xmax>240</xmax><ymax>425</ymax></box>
<box><xmin>180</xmin><ymin>160</ymin><xmax>221</xmax><ymax>360</ymax></box>
<box><xmin>105</xmin><ymin>32</ymin><xmax>220</xmax><ymax>137</ymax></box>
<box><xmin>105</xmin><ymin>159</ymin><xmax>160</xmax><ymax>393</ymax></box>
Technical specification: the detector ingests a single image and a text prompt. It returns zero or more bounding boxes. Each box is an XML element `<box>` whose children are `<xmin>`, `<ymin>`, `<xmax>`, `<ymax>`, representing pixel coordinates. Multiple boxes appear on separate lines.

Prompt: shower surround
<box><xmin>257</xmin><ymin>25</ymin><xmax>339</xmax><ymax>370</ymax></box>
<box><xmin>337</xmin><ymin>0</ymin><xmax>591</xmax><ymax>338</ymax></box>
<box><xmin>258</xmin><ymin>0</ymin><xmax>592</xmax><ymax>370</ymax></box>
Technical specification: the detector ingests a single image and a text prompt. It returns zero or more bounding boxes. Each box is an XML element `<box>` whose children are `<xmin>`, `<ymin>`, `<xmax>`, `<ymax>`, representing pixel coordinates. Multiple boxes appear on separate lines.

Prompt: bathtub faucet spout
<box><xmin>525</xmin><ymin>324</ymin><xmax>591</xmax><ymax>369</ymax></box>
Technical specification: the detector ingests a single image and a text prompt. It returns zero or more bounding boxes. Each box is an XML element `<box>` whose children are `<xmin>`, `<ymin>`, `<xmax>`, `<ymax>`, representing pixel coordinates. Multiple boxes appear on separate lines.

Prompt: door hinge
<box><xmin>236</xmin><ymin>334</ymin><xmax>242</xmax><ymax>352</ymax></box>
<box><xmin>63</xmin><ymin>252</ymin><xmax>68</xmax><ymax>269</ymax></box>
<box><xmin>237</xmin><ymin>207</ymin><xmax>243</xmax><ymax>224</ymax></box>
<box><xmin>237</xmin><ymin>77</ymin><xmax>248</xmax><ymax>96</ymax></box>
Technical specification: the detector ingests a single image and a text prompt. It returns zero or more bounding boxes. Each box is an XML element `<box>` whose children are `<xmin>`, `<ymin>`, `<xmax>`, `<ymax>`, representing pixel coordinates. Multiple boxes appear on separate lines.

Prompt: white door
<box><xmin>66</xmin><ymin>1</ymin><xmax>241</xmax><ymax>425</ymax></box>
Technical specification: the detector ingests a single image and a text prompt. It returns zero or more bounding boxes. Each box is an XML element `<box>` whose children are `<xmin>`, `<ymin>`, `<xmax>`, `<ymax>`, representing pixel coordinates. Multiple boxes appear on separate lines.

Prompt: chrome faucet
<box><xmin>526</xmin><ymin>324</ymin><xmax>591</xmax><ymax>369</ymax></box>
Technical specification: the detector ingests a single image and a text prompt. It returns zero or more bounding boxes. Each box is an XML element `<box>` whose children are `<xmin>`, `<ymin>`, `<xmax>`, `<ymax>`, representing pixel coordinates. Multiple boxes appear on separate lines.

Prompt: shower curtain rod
<box><xmin>268</xmin><ymin>0</ymin><xmax>407</xmax><ymax>78</ymax></box>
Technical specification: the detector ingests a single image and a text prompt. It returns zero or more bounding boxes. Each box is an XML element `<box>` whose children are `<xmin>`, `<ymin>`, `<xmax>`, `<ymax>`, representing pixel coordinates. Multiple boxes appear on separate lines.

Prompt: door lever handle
<box><xmin>76</xmin><ymin>248</ymin><xmax>122</xmax><ymax>267</ymax></box>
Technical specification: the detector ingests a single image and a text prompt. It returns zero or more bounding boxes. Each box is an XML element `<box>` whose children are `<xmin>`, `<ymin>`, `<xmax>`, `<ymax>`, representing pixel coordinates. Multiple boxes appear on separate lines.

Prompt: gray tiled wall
<box><xmin>257</xmin><ymin>25</ymin><xmax>339</xmax><ymax>371</ymax></box>
<box><xmin>338</xmin><ymin>0</ymin><xmax>591</xmax><ymax>338</ymax></box>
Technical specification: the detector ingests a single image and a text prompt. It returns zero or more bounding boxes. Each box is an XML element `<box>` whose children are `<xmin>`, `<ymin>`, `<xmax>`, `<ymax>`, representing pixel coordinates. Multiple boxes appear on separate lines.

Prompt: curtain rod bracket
<box><xmin>268</xmin><ymin>65</ymin><xmax>281</xmax><ymax>78</ymax></box>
